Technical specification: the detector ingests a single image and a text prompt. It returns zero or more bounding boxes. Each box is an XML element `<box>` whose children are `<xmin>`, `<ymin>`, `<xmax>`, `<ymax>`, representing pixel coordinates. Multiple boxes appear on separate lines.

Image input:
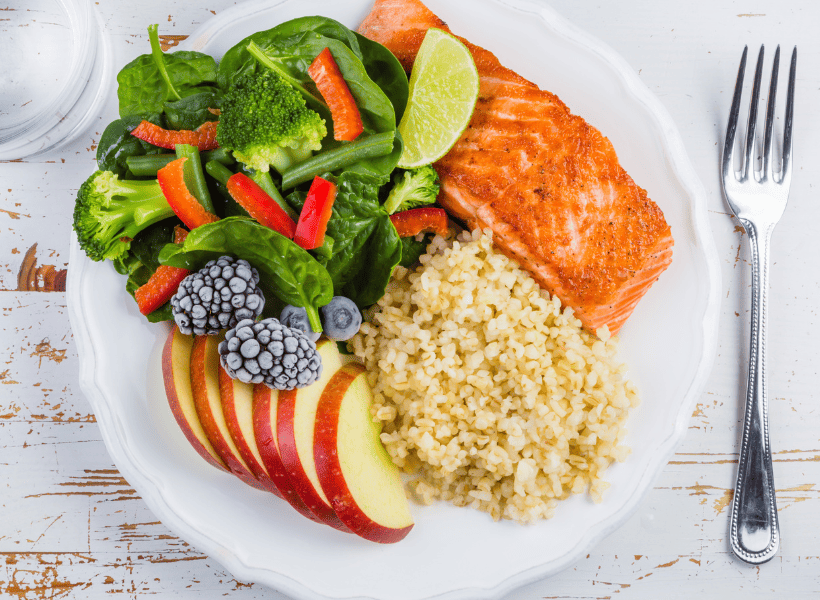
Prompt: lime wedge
<box><xmin>397</xmin><ymin>28</ymin><xmax>479</xmax><ymax>169</ymax></box>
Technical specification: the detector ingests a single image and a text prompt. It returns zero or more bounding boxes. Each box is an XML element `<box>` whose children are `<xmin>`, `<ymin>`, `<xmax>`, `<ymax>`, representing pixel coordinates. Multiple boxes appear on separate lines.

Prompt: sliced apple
<box><xmin>252</xmin><ymin>384</ymin><xmax>322</xmax><ymax>522</ymax></box>
<box><xmin>219</xmin><ymin>368</ymin><xmax>283</xmax><ymax>498</ymax></box>
<box><xmin>315</xmin><ymin>363</ymin><xmax>414</xmax><ymax>543</ymax></box>
<box><xmin>190</xmin><ymin>334</ymin><xmax>265</xmax><ymax>491</ymax></box>
<box><xmin>162</xmin><ymin>326</ymin><xmax>229</xmax><ymax>473</ymax></box>
<box><xmin>277</xmin><ymin>339</ymin><xmax>350</xmax><ymax>532</ymax></box>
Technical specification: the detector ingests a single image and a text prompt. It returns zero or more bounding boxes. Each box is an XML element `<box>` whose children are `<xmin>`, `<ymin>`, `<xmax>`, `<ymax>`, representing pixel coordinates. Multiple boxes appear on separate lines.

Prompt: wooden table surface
<box><xmin>2</xmin><ymin>0</ymin><xmax>819</xmax><ymax>597</ymax></box>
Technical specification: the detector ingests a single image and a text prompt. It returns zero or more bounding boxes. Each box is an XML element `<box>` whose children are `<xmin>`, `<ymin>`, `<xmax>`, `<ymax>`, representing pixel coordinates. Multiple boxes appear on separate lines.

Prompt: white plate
<box><xmin>67</xmin><ymin>1</ymin><xmax>721</xmax><ymax>598</ymax></box>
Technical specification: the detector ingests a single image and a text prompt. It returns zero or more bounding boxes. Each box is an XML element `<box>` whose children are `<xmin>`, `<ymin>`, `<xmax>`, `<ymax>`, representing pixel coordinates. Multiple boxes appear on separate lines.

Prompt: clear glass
<box><xmin>0</xmin><ymin>0</ymin><xmax>108</xmax><ymax>159</ymax></box>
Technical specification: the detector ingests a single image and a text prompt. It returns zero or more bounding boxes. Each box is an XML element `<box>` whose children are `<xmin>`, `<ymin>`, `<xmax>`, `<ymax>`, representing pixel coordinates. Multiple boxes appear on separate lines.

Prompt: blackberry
<box><xmin>218</xmin><ymin>318</ymin><xmax>322</xmax><ymax>389</ymax></box>
<box><xmin>171</xmin><ymin>256</ymin><xmax>264</xmax><ymax>335</ymax></box>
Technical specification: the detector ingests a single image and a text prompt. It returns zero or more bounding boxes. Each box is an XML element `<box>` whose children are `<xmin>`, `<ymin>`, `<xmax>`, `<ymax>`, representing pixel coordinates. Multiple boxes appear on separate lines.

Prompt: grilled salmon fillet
<box><xmin>359</xmin><ymin>0</ymin><xmax>673</xmax><ymax>334</ymax></box>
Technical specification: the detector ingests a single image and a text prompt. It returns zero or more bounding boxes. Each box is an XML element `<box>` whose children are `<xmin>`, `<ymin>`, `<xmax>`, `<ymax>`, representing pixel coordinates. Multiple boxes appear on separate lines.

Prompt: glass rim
<box><xmin>0</xmin><ymin>0</ymin><xmax>108</xmax><ymax>160</ymax></box>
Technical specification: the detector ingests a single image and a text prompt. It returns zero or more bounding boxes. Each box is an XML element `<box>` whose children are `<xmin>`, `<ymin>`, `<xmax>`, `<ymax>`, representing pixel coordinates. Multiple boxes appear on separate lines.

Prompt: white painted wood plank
<box><xmin>0</xmin><ymin>294</ymin><xmax>88</xmax><ymax>422</ymax></box>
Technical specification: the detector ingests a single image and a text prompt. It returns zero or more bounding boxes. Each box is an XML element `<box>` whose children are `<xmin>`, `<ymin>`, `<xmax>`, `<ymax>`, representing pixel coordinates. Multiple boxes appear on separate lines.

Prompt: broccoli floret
<box><xmin>217</xmin><ymin>70</ymin><xmax>327</xmax><ymax>174</ymax></box>
<box><xmin>73</xmin><ymin>170</ymin><xmax>175</xmax><ymax>262</ymax></box>
<box><xmin>383</xmin><ymin>165</ymin><xmax>440</xmax><ymax>215</ymax></box>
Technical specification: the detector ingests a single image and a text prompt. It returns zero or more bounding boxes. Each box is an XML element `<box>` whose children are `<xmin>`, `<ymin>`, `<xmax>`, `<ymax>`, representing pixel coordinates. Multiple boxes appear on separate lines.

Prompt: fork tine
<box><xmin>780</xmin><ymin>47</ymin><xmax>797</xmax><ymax>184</ymax></box>
<box><xmin>742</xmin><ymin>45</ymin><xmax>765</xmax><ymax>181</ymax></box>
<box><xmin>723</xmin><ymin>46</ymin><xmax>748</xmax><ymax>181</ymax></box>
<box><xmin>762</xmin><ymin>46</ymin><xmax>781</xmax><ymax>179</ymax></box>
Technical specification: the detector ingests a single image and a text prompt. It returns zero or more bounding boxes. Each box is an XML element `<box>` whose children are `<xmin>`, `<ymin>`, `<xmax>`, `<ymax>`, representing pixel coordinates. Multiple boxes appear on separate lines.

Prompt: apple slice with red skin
<box><xmin>277</xmin><ymin>339</ymin><xmax>350</xmax><ymax>532</ymax></box>
<box><xmin>162</xmin><ymin>326</ymin><xmax>229</xmax><ymax>473</ymax></box>
<box><xmin>252</xmin><ymin>384</ymin><xmax>322</xmax><ymax>522</ymax></box>
<box><xmin>314</xmin><ymin>362</ymin><xmax>414</xmax><ymax>543</ymax></box>
<box><xmin>190</xmin><ymin>334</ymin><xmax>265</xmax><ymax>491</ymax></box>
<box><xmin>219</xmin><ymin>368</ymin><xmax>283</xmax><ymax>498</ymax></box>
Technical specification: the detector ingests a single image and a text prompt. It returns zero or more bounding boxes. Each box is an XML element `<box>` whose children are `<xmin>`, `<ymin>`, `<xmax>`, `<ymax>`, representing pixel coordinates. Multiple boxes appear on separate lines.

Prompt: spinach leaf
<box><xmin>342</xmin><ymin>215</ymin><xmax>401</xmax><ymax>307</ymax></box>
<box><xmin>97</xmin><ymin>115</ymin><xmax>165</xmax><ymax>178</ymax></box>
<box><xmin>217</xmin><ymin>16</ymin><xmax>361</xmax><ymax>91</ymax></box>
<box><xmin>399</xmin><ymin>233</ymin><xmax>433</xmax><ymax>267</ymax></box>
<box><xmin>130</xmin><ymin>219</ymin><xmax>180</xmax><ymax>271</ymax></box>
<box><xmin>145</xmin><ymin>303</ymin><xmax>174</xmax><ymax>323</ymax></box>
<box><xmin>112</xmin><ymin>251</ymin><xmax>140</xmax><ymax>277</ymax></box>
<box><xmin>159</xmin><ymin>217</ymin><xmax>333</xmax><ymax>331</ymax></box>
<box><xmin>354</xmin><ymin>32</ymin><xmax>409</xmax><ymax>124</ymax></box>
<box><xmin>164</xmin><ymin>90</ymin><xmax>222</xmax><ymax>131</ymax></box>
<box><xmin>117</xmin><ymin>50</ymin><xmax>218</xmax><ymax>119</ymax></box>
<box><xmin>287</xmin><ymin>171</ymin><xmax>401</xmax><ymax>308</ymax></box>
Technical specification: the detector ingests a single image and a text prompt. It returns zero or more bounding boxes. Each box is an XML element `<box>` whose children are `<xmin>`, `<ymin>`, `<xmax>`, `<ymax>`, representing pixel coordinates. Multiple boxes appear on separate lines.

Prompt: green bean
<box><xmin>202</xmin><ymin>147</ymin><xmax>234</xmax><ymax>166</ymax></box>
<box><xmin>249</xmin><ymin>169</ymin><xmax>298</xmax><ymax>220</ymax></box>
<box><xmin>205</xmin><ymin>160</ymin><xmax>234</xmax><ymax>186</ymax></box>
<box><xmin>175</xmin><ymin>144</ymin><xmax>214</xmax><ymax>213</ymax></box>
<box><xmin>125</xmin><ymin>151</ymin><xmax>230</xmax><ymax>179</ymax></box>
<box><xmin>125</xmin><ymin>154</ymin><xmax>175</xmax><ymax>177</ymax></box>
<box><xmin>280</xmin><ymin>131</ymin><xmax>396</xmax><ymax>189</ymax></box>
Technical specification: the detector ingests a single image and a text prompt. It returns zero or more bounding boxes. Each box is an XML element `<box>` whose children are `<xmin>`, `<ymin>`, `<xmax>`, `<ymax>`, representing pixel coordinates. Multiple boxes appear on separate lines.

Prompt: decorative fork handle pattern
<box><xmin>729</xmin><ymin>218</ymin><xmax>780</xmax><ymax>564</ymax></box>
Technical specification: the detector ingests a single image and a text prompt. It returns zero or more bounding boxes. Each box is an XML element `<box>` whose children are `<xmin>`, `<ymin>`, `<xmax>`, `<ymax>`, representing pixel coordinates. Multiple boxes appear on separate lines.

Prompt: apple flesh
<box><xmin>165</xmin><ymin>328</ymin><xmax>412</xmax><ymax>541</ymax></box>
<box><xmin>161</xmin><ymin>326</ymin><xmax>228</xmax><ymax>473</ymax></box>
<box><xmin>277</xmin><ymin>339</ymin><xmax>350</xmax><ymax>532</ymax></box>
<box><xmin>219</xmin><ymin>368</ymin><xmax>283</xmax><ymax>498</ymax></box>
<box><xmin>314</xmin><ymin>363</ymin><xmax>414</xmax><ymax>543</ymax></box>
<box><xmin>190</xmin><ymin>334</ymin><xmax>265</xmax><ymax>491</ymax></box>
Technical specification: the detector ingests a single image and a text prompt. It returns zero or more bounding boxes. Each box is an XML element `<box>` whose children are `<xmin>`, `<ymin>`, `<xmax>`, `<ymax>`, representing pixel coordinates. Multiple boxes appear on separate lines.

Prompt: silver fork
<box><xmin>721</xmin><ymin>44</ymin><xmax>796</xmax><ymax>565</ymax></box>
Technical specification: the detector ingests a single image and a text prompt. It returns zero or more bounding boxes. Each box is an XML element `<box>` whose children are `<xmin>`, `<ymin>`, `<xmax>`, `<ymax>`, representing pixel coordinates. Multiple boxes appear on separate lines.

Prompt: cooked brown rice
<box><xmin>349</xmin><ymin>229</ymin><xmax>639</xmax><ymax>523</ymax></box>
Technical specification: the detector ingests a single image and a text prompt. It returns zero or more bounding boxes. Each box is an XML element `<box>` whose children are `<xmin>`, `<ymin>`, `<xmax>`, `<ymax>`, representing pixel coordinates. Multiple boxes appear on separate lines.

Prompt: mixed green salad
<box><xmin>74</xmin><ymin>17</ymin><xmax>449</xmax><ymax>330</ymax></box>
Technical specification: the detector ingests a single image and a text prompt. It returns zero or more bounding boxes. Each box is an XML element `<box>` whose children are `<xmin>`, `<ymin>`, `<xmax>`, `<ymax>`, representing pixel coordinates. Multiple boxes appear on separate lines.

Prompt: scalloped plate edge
<box><xmin>68</xmin><ymin>1</ymin><xmax>722</xmax><ymax>598</ymax></box>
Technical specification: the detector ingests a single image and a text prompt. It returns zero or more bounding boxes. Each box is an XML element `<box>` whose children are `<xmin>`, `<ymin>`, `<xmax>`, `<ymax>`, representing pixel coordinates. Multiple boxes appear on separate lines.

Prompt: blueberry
<box><xmin>319</xmin><ymin>296</ymin><xmax>362</xmax><ymax>341</ymax></box>
<box><xmin>280</xmin><ymin>305</ymin><xmax>320</xmax><ymax>342</ymax></box>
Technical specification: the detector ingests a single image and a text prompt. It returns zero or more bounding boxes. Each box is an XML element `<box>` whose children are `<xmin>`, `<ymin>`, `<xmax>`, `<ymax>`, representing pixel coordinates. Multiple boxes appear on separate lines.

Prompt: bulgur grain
<box><xmin>351</xmin><ymin>230</ymin><xmax>639</xmax><ymax>523</ymax></box>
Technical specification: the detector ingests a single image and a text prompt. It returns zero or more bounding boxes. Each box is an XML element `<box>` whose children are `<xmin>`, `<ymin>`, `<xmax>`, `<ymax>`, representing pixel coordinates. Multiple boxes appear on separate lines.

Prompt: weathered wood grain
<box><xmin>2</xmin><ymin>0</ymin><xmax>820</xmax><ymax>598</ymax></box>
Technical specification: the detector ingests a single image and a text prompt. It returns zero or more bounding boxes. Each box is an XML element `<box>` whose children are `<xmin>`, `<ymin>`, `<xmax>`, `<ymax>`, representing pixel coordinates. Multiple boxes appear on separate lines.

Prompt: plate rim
<box><xmin>67</xmin><ymin>0</ymin><xmax>722</xmax><ymax>598</ymax></box>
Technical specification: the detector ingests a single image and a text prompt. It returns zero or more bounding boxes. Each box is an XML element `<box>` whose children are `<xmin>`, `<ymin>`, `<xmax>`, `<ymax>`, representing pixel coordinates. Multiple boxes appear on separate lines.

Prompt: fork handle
<box><xmin>730</xmin><ymin>219</ymin><xmax>780</xmax><ymax>564</ymax></box>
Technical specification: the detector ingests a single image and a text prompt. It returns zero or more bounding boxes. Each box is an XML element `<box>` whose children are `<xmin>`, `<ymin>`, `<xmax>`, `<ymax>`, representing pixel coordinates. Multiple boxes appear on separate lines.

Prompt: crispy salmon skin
<box><xmin>359</xmin><ymin>0</ymin><xmax>673</xmax><ymax>334</ymax></box>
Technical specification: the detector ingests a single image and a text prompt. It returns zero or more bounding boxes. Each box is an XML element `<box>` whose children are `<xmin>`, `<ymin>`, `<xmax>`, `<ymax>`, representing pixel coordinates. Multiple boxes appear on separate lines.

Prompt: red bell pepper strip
<box><xmin>293</xmin><ymin>177</ymin><xmax>337</xmax><ymax>250</ymax></box>
<box><xmin>171</xmin><ymin>225</ymin><xmax>189</xmax><ymax>245</ymax></box>
<box><xmin>389</xmin><ymin>207</ymin><xmax>449</xmax><ymax>238</ymax></box>
<box><xmin>225</xmin><ymin>173</ymin><xmax>297</xmax><ymax>239</ymax></box>
<box><xmin>194</xmin><ymin>121</ymin><xmax>219</xmax><ymax>150</ymax></box>
<box><xmin>131</xmin><ymin>120</ymin><xmax>219</xmax><ymax>151</ymax></box>
<box><xmin>157</xmin><ymin>158</ymin><xmax>220</xmax><ymax>230</ymax></box>
<box><xmin>135</xmin><ymin>265</ymin><xmax>189</xmax><ymax>315</ymax></box>
<box><xmin>308</xmin><ymin>47</ymin><xmax>364</xmax><ymax>142</ymax></box>
<box><xmin>134</xmin><ymin>227</ymin><xmax>190</xmax><ymax>315</ymax></box>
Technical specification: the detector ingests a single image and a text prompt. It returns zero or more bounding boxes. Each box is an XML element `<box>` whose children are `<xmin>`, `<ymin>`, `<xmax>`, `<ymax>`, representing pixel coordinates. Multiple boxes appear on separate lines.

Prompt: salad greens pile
<box><xmin>76</xmin><ymin>17</ymin><xmax>443</xmax><ymax>325</ymax></box>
